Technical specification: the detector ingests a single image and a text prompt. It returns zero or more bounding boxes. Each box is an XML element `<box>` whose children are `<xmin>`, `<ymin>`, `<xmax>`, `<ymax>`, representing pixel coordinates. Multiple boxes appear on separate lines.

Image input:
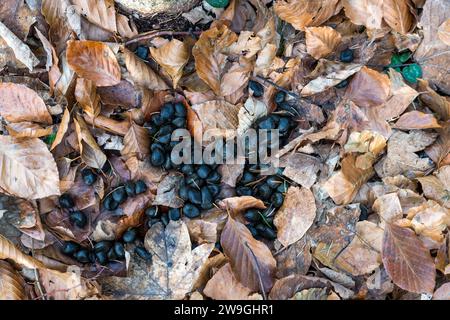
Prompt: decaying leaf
<box><xmin>343</xmin><ymin>0</ymin><xmax>384</xmax><ymax>30</ymax></box>
<box><xmin>121</xmin><ymin>122</ymin><xmax>150</xmax><ymax>161</ymax></box>
<box><xmin>75</xmin><ymin>78</ymin><xmax>101</xmax><ymax>118</ymax></box>
<box><xmin>0</xmin><ymin>260</ymin><xmax>27</xmax><ymax>300</ymax></box>
<box><xmin>274</xmin><ymin>187</ymin><xmax>316</xmax><ymax>247</ymax></box>
<box><xmin>383</xmin><ymin>0</ymin><xmax>415</xmax><ymax>34</ymax></box>
<box><xmin>221</xmin><ymin>216</ymin><xmax>276</xmax><ymax>293</ymax></box>
<box><xmin>152</xmin><ymin>173</ymin><xmax>184</xmax><ymax>208</ymax></box>
<box><xmin>74</xmin><ymin>114</ymin><xmax>107</xmax><ymax>169</ymax></box>
<box><xmin>219</xmin><ymin>196</ymin><xmax>266</xmax><ymax>218</ymax></box>
<box><xmin>382</xmin><ymin>223</ymin><xmax>436</xmax><ymax>294</ymax></box>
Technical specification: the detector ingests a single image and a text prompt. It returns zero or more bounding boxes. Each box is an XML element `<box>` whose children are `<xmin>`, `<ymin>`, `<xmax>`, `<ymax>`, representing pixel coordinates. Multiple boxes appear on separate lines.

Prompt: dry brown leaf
<box><xmin>219</xmin><ymin>196</ymin><xmax>266</xmax><ymax>218</ymax></box>
<box><xmin>335</xmin><ymin>221</ymin><xmax>384</xmax><ymax>275</ymax></box>
<box><xmin>275</xmin><ymin>237</ymin><xmax>312</xmax><ymax>278</ymax></box>
<box><xmin>417</xmin><ymin>167</ymin><xmax>450</xmax><ymax>208</ymax></box>
<box><xmin>437</xmin><ymin>19</ymin><xmax>450</xmax><ymax>45</ymax></box>
<box><xmin>121</xmin><ymin>47</ymin><xmax>169</xmax><ymax>91</ymax></box>
<box><xmin>83</xmin><ymin>113</ymin><xmax>130</xmax><ymax>136</ymax></box>
<box><xmin>51</xmin><ymin>108</ymin><xmax>71</xmax><ymax>151</ymax></box>
<box><xmin>121</xmin><ymin>122</ymin><xmax>150</xmax><ymax>161</ymax></box>
<box><xmin>204</xmin><ymin>263</ymin><xmax>262</xmax><ymax>300</ymax></box>
<box><xmin>74</xmin><ymin>114</ymin><xmax>107</xmax><ymax>169</ymax></box>
<box><xmin>417</xmin><ymin>80</ymin><xmax>450</xmax><ymax>121</ymax></box>
<box><xmin>343</xmin><ymin>0</ymin><xmax>384</xmax><ymax>30</ymax></box>
<box><xmin>0</xmin><ymin>83</ymin><xmax>52</xmax><ymax>124</ymax></box>
<box><xmin>0</xmin><ymin>136</ymin><xmax>60</xmax><ymax>200</ymax></box>
<box><xmin>346</xmin><ymin>66</ymin><xmax>391</xmax><ymax>108</ymax></box>
<box><xmin>192</xmin><ymin>23</ymin><xmax>238</xmax><ymax>95</ymax></box>
<box><xmin>269</xmin><ymin>275</ymin><xmax>331</xmax><ymax>300</ymax></box>
<box><xmin>125</xmin><ymin>156</ymin><xmax>166</xmax><ymax>187</ymax></box>
<box><xmin>433</xmin><ymin>282</ymin><xmax>450</xmax><ymax>300</ymax></box>
<box><xmin>150</xmin><ymin>39</ymin><xmax>189</xmax><ymax>88</ymax></box>
<box><xmin>116</xmin><ymin>14</ymin><xmax>138</xmax><ymax>39</ymax></box>
<box><xmin>75</xmin><ymin>78</ymin><xmax>101</xmax><ymax>118</ymax></box>
<box><xmin>274</xmin><ymin>0</ymin><xmax>340</xmax><ymax>31</ymax></box>
<box><xmin>414</xmin><ymin>0</ymin><xmax>450</xmax><ymax>95</ymax></box>
<box><xmin>382</xmin><ymin>223</ymin><xmax>436</xmax><ymax>294</ymax></box>
<box><xmin>383</xmin><ymin>0</ymin><xmax>415</xmax><ymax>34</ymax></box>
<box><xmin>280</xmin><ymin>153</ymin><xmax>321</xmax><ymax>189</ymax></box>
<box><xmin>274</xmin><ymin>187</ymin><xmax>316</xmax><ymax>247</ymax></box>
<box><xmin>71</xmin><ymin>0</ymin><xmax>117</xmax><ymax>33</ymax></box>
<box><xmin>301</xmin><ymin>60</ymin><xmax>362</xmax><ymax>96</ymax></box>
<box><xmin>183</xmin><ymin>217</ymin><xmax>218</xmax><ymax>245</ymax></box>
<box><xmin>426</xmin><ymin>125</ymin><xmax>450</xmax><ymax>168</ymax></box>
<box><xmin>6</xmin><ymin>122</ymin><xmax>53</xmax><ymax>139</ymax></box>
<box><xmin>323</xmin><ymin>154</ymin><xmax>374</xmax><ymax>205</ymax></box>
<box><xmin>0</xmin><ymin>260</ymin><xmax>27</xmax><ymax>300</ymax></box>
<box><xmin>305</xmin><ymin>26</ymin><xmax>342</xmax><ymax>60</ymax></box>
<box><xmin>67</xmin><ymin>40</ymin><xmax>121</xmax><ymax>87</ymax></box>
<box><xmin>152</xmin><ymin>173</ymin><xmax>184</xmax><ymax>208</ymax></box>
<box><xmin>373</xmin><ymin>193</ymin><xmax>403</xmax><ymax>225</ymax></box>
<box><xmin>394</xmin><ymin>111</ymin><xmax>441</xmax><ymax>130</ymax></box>
<box><xmin>221</xmin><ymin>216</ymin><xmax>276</xmax><ymax>293</ymax></box>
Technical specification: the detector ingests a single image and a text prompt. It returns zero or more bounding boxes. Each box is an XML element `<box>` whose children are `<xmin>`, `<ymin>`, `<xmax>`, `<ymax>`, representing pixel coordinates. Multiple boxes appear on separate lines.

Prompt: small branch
<box><xmin>125</xmin><ymin>30</ymin><xmax>202</xmax><ymax>46</ymax></box>
<box><xmin>253</xmin><ymin>75</ymin><xmax>301</xmax><ymax>100</ymax></box>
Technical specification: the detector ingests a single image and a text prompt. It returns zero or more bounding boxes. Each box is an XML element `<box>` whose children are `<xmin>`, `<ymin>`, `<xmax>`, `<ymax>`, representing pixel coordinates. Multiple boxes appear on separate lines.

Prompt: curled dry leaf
<box><xmin>269</xmin><ymin>274</ymin><xmax>331</xmax><ymax>300</ymax></box>
<box><xmin>121</xmin><ymin>47</ymin><xmax>169</xmax><ymax>90</ymax></box>
<box><xmin>71</xmin><ymin>0</ymin><xmax>117</xmax><ymax>33</ymax></box>
<box><xmin>152</xmin><ymin>173</ymin><xmax>184</xmax><ymax>208</ymax></box>
<box><xmin>183</xmin><ymin>217</ymin><xmax>218</xmax><ymax>245</ymax></box>
<box><xmin>343</xmin><ymin>0</ymin><xmax>384</xmax><ymax>30</ymax></box>
<box><xmin>219</xmin><ymin>196</ymin><xmax>266</xmax><ymax>217</ymax></box>
<box><xmin>150</xmin><ymin>39</ymin><xmax>189</xmax><ymax>88</ymax></box>
<box><xmin>204</xmin><ymin>263</ymin><xmax>262</xmax><ymax>300</ymax></box>
<box><xmin>75</xmin><ymin>78</ymin><xmax>101</xmax><ymax>118</ymax></box>
<box><xmin>274</xmin><ymin>187</ymin><xmax>316</xmax><ymax>247</ymax></box>
<box><xmin>323</xmin><ymin>154</ymin><xmax>374</xmax><ymax>205</ymax></box>
<box><xmin>334</xmin><ymin>221</ymin><xmax>384</xmax><ymax>276</ymax></box>
<box><xmin>0</xmin><ymin>260</ymin><xmax>27</xmax><ymax>300</ymax></box>
<box><xmin>220</xmin><ymin>216</ymin><xmax>276</xmax><ymax>293</ymax></box>
<box><xmin>51</xmin><ymin>108</ymin><xmax>71</xmax><ymax>151</ymax></box>
<box><xmin>373</xmin><ymin>193</ymin><xmax>403</xmax><ymax>225</ymax></box>
<box><xmin>417</xmin><ymin>80</ymin><xmax>450</xmax><ymax>121</ymax></box>
<box><xmin>437</xmin><ymin>19</ymin><xmax>450</xmax><ymax>45</ymax></box>
<box><xmin>83</xmin><ymin>113</ymin><xmax>130</xmax><ymax>136</ymax></box>
<box><xmin>67</xmin><ymin>40</ymin><xmax>121</xmax><ymax>87</ymax></box>
<box><xmin>394</xmin><ymin>111</ymin><xmax>441</xmax><ymax>130</ymax></box>
<box><xmin>121</xmin><ymin>122</ymin><xmax>150</xmax><ymax>161</ymax></box>
<box><xmin>382</xmin><ymin>223</ymin><xmax>436</xmax><ymax>294</ymax></box>
<box><xmin>433</xmin><ymin>282</ymin><xmax>450</xmax><ymax>300</ymax></box>
<box><xmin>125</xmin><ymin>156</ymin><xmax>166</xmax><ymax>187</ymax></box>
<box><xmin>74</xmin><ymin>114</ymin><xmax>107</xmax><ymax>169</ymax></box>
<box><xmin>346</xmin><ymin>66</ymin><xmax>391</xmax><ymax>108</ymax></box>
<box><xmin>0</xmin><ymin>83</ymin><xmax>52</xmax><ymax>124</ymax></box>
<box><xmin>280</xmin><ymin>153</ymin><xmax>322</xmax><ymax>189</ymax></box>
<box><xmin>6</xmin><ymin>122</ymin><xmax>53</xmax><ymax>139</ymax></box>
<box><xmin>0</xmin><ymin>136</ymin><xmax>60</xmax><ymax>200</ymax></box>
<box><xmin>301</xmin><ymin>60</ymin><xmax>362</xmax><ymax>96</ymax></box>
<box><xmin>275</xmin><ymin>237</ymin><xmax>312</xmax><ymax>278</ymax></box>
<box><xmin>305</xmin><ymin>26</ymin><xmax>342</xmax><ymax>60</ymax></box>
<box><xmin>417</xmin><ymin>166</ymin><xmax>450</xmax><ymax>208</ymax></box>
<box><xmin>383</xmin><ymin>0</ymin><xmax>415</xmax><ymax>34</ymax></box>
<box><xmin>274</xmin><ymin>0</ymin><xmax>340</xmax><ymax>31</ymax></box>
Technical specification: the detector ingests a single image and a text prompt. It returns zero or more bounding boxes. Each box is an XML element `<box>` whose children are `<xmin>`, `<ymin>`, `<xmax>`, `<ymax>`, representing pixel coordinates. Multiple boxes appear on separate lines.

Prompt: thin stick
<box><xmin>125</xmin><ymin>30</ymin><xmax>202</xmax><ymax>46</ymax></box>
<box><xmin>253</xmin><ymin>75</ymin><xmax>301</xmax><ymax>100</ymax></box>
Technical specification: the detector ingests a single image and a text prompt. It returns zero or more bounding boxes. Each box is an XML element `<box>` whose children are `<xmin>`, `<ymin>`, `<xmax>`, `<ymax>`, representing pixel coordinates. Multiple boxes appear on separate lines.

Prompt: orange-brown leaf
<box><xmin>67</xmin><ymin>40</ymin><xmax>121</xmax><ymax>87</ymax></box>
<box><xmin>343</xmin><ymin>0</ymin><xmax>384</xmax><ymax>30</ymax></box>
<box><xmin>121</xmin><ymin>122</ymin><xmax>151</xmax><ymax>160</ymax></box>
<box><xmin>220</xmin><ymin>216</ymin><xmax>276</xmax><ymax>293</ymax></box>
<box><xmin>0</xmin><ymin>260</ymin><xmax>27</xmax><ymax>300</ymax></box>
<box><xmin>75</xmin><ymin>78</ymin><xmax>101</xmax><ymax>118</ymax></box>
<box><xmin>383</xmin><ymin>0</ymin><xmax>415</xmax><ymax>34</ymax></box>
<box><xmin>305</xmin><ymin>26</ymin><xmax>342</xmax><ymax>59</ymax></box>
<box><xmin>395</xmin><ymin>111</ymin><xmax>441</xmax><ymax>130</ymax></box>
<box><xmin>382</xmin><ymin>223</ymin><xmax>436</xmax><ymax>294</ymax></box>
<box><xmin>0</xmin><ymin>83</ymin><xmax>52</xmax><ymax>124</ymax></box>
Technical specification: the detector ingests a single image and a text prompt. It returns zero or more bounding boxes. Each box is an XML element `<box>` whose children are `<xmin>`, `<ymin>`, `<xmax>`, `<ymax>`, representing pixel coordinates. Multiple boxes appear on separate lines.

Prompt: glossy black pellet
<box><xmin>81</xmin><ymin>169</ymin><xmax>97</xmax><ymax>186</ymax></box>
<box><xmin>236</xmin><ymin>186</ymin><xmax>253</xmax><ymax>196</ymax></box>
<box><xmin>249</xmin><ymin>80</ymin><xmax>264</xmax><ymax>97</ymax></box>
<box><xmin>196</xmin><ymin>165</ymin><xmax>211</xmax><ymax>179</ymax></box>
<box><xmin>172</xmin><ymin>117</ymin><xmax>186</xmax><ymax>128</ymax></box>
<box><xmin>257</xmin><ymin>183</ymin><xmax>272</xmax><ymax>200</ymax></box>
<box><xmin>174</xmin><ymin>102</ymin><xmax>187</xmax><ymax>117</ymax></box>
<box><xmin>69</xmin><ymin>211</ymin><xmax>87</xmax><ymax>228</ymax></box>
<box><xmin>62</xmin><ymin>242</ymin><xmax>79</xmax><ymax>255</ymax></box>
<box><xmin>151</xmin><ymin>113</ymin><xmax>164</xmax><ymax>127</ymax></box>
<box><xmin>168</xmin><ymin>208</ymin><xmax>181</xmax><ymax>221</ymax></box>
<box><xmin>59</xmin><ymin>194</ymin><xmax>75</xmax><ymax>209</ymax></box>
<box><xmin>240</xmin><ymin>171</ymin><xmax>255</xmax><ymax>184</ymax></box>
<box><xmin>135</xmin><ymin>180</ymin><xmax>147</xmax><ymax>194</ymax></box>
<box><xmin>125</xmin><ymin>182</ymin><xmax>136</xmax><ymax>197</ymax></box>
<box><xmin>94</xmin><ymin>241</ymin><xmax>112</xmax><ymax>253</ymax></box>
<box><xmin>244</xmin><ymin>209</ymin><xmax>261</xmax><ymax>223</ymax></box>
<box><xmin>151</xmin><ymin>148</ymin><xmax>166</xmax><ymax>166</ymax></box>
<box><xmin>135</xmin><ymin>246</ymin><xmax>152</xmax><ymax>261</ymax></box>
<box><xmin>75</xmin><ymin>249</ymin><xmax>91</xmax><ymax>264</ymax></box>
<box><xmin>160</xmin><ymin>103</ymin><xmax>175</xmax><ymax>121</ymax></box>
<box><xmin>95</xmin><ymin>251</ymin><xmax>108</xmax><ymax>265</ymax></box>
<box><xmin>274</xmin><ymin>91</ymin><xmax>286</xmax><ymax>104</ymax></box>
<box><xmin>183</xmin><ymin>203</ymin><xmax>201</xmax><ymax>218</ymax></box>
<box><xmin>112</xmin><ymin>188</ymin><xmax>128</xmax><ymax>204</ymax></box>
<box><xmin>188</xmin><ymin>188</ymin><xmax>202</xmax><ymax>205</ymax></box>
<box><xmin>340</xmin><ymin>49</ymin><xmax>354</xmax><ymax>63</ymax></box>
<box><xmin>208</xmin><ymin>184</ymin><xmax>221</xmax><ymax>197</ymax></box>
<box><xmin>113</xmin><ymin>242</ymin><xmax>125</xmax><ymax>259</ymax></box>
<box><xmin>122</xmin><ymin>229</ymin><xmax>137</xmax><ymax>243</ymax></box>
<box><xmin>271</xmin><ymin>192</ymin><xmax>284</xmax><ymax>208</ymax></box>
<box><xmin>200</xmin><ymin>187</ymin><xmax>213</xmax><ymax>209</ymax></box>
<box><xmin>145</xmin><ymin>206</ymin><xmax>159</xmax><ymax>218</ymax></box>
<box><xmin>206</xmin><ymin>170</ymin><xmax>221</xmax><ymax>184</ymax></box>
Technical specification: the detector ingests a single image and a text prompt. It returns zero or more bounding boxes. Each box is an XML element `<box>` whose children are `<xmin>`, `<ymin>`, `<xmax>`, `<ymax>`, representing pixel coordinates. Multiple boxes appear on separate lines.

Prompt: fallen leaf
<box><xmin>274</xmin><ymin>0</ymin><xmax>340</xmax><ymax>31</ymax></box>
<box><xmin>417</xmin><ymin>166</ymin><xmax>450</xmax><ymax>208</ymax></box>
<box><xmin>305</xmin><ymin>26</ymin><xmax>342</xmax><ymax>60</ymax></box>
<box><xmin>219</xmin><ymin>196</ymin><xmax>266</xmax><ymax>218</ymax></box>
<box><xmin>150</xmin><ymin>39</ymin><xmax>189</xmax><ymax>88</ymax></box>
<box><xmin>417</xmin><ymin>80</ymin><xmax>450</xmax><ymax>121</ymax></box>
<box><xmin>51</xmin><ymin>108</ymin><xmax>71</xmax><ymax>151</ymax></box>
<box><xmin>414</xmin><ymin>0</ymin><xmax>450</xmax><ymax>94</ymax></box>
<box><xmin>6</xmin><ymin>122</ymin><xmax>53</xmax><ymax>139</ymax></box>
<box><xmin>75</xmin><ymin>78</ymin><xmax>101</xmax><ymax>118</ymax></box>
<box><xmin>395</xmin><ymin>111</ymin><xmax>441</xmax><ymax>130</ymax></box>
<box><xmin>120</xmin><ymin>47</ymin><xmax>169</xmax><ymax>91</ymax></box>
<box><xmin>301</xmin><ymin>60</ymin><xmax>362</xmax><ymax>96</ymax></box>
<box><xmin>121</xmin><ymin>122</ymin><xmax>150</xmax><ymax>161</ymax></box>
<box><xmin>373</xmin><ymin>193</ymin><xmax>403</xmax><ymax>225</ymax></box>
<box><xmin>426</xmin><ymin>125</ymin><xmax>450</xmax><ymax>168</ymax></box>
<box><xmin>0</xmin><ymin>83</ymin><xmax>52</xmax><ymax>124</ymax></box>
<box><xmin>274</xmin><ymin>187</ymin><xmax>316</xmax><ymax>247</ymax></box>
<box><xmin>335</xmin><ymin>221</ymin><xmax>384</xmax><ymax>275</ymax></box>
<box><xmin>204</xmin><ymin>263</ymin><xmax>262</xmax><ymax>300</ymax></box>
<box><xmin>183</xmin><ymin>217</ymin><xmax>218</xmax><ymax>245</ymax></box>
<box><xmin>0</xmin><ymin>21</ymin><xmax>39</xmax><ymax>71</ymax></box>
<box><xmin>346</xmin><ymin>66</ymin><xmax>391</xmax><ymax>108</ymax></box>
<box><xmin>323</xmin><ymin>154</ymin><xmax>374</xmax><ymax>205</ymax></box>
<box><xmin>269</xmin><ymin>275</ymin><xmax>331</xmax><ymax>300</ymax></box>
<box><xmin>433</xmin><ymin>282</ymin><xmax>450</xmax><ymax>300</ymax></box>
<box><xmin>383</xmin><ymin>0</ymin><xmax>415</xmax><ymax>34</ymax></box>
<box><xmin>343</xmin><ymin>0</ymin><xmax>384</xmax><ymax>30</ymax></box>
<box><xmin>71</xmin><ymin>0</ymin><xmax>117</xmax><ymax>33</ymax></box>
<box><xmin>280</xmin><ymin>153</ymin><xmax>322</xmax><ymax>188</ymax></box>
<box><xmin>0</xmin><ymin>260</ymin><xmax>27</xmax><ymax>300</ymax></box>
<box><xmin>221</xmin><ymin>216</ymin><xmax>276</xmax><ymax>293</ymax></box>
<box><xmin>382</xmin><ymin>223</ymin><xmax>436</xmax><ymax>294</ymax></box>
<box><xmin>74</xmin><ymin>114</ymin><xmax>107</xmax><ymax>169</ymax></box>
<box><xmin>67</xmin><ymin>40</ymin><xmax>121</xmax><ymax>87</ymax></box>
<box><xmin>275</xmin><ymin>237</ymin><xmax>312</xmax><ymax>278</ymax></box>
<box><xmin>0</xmin><ymin>136</ymin><xmax>60</xmax><ymax>200</ymax></box>
<box><xmin>125</xmin><ymin>156</ymin><xmax>166</xmax><ymax>187</ymax></box>
<box><xmin>152</xmin><ymin>173</ymin><xmax>184</xmax><ymax>208</ymax></box>
<box><xmin>192</xmin><ymin>23</ymin><xmax>238</xmax><ymax>95</ymax></box>
<box><xmin>437</xmin><ymin>19</ymin><xmax>450</xmax><ymax>45</ymax></box>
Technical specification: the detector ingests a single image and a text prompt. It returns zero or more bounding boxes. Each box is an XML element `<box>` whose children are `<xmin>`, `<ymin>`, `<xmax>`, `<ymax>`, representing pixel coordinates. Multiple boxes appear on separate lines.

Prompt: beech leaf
<box><xmin>74</xmin><ymin>114</ymin><xmax>107</xmax><ymax>169</ymax></box>
<box><xmin>305</xmin><ymin>26</ymin><xmax>342</xmax><ymax>60</ymax></box>
<box><xmin>121</xmin><ymin>122</ymin><xmax>151</xmax><ymax>160</ymax></box>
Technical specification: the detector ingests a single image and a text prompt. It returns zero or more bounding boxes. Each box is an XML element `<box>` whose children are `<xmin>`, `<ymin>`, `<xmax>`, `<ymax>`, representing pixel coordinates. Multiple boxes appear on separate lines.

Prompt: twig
<box><xmin>125</xmin><ymin>30</ymin><xmax>202</xmax><ymax>46</ymax></box>
<box><xmin>253</xmin><ymin>75</ymin><xmax>301</xmax><ymax>100</ymax></box>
